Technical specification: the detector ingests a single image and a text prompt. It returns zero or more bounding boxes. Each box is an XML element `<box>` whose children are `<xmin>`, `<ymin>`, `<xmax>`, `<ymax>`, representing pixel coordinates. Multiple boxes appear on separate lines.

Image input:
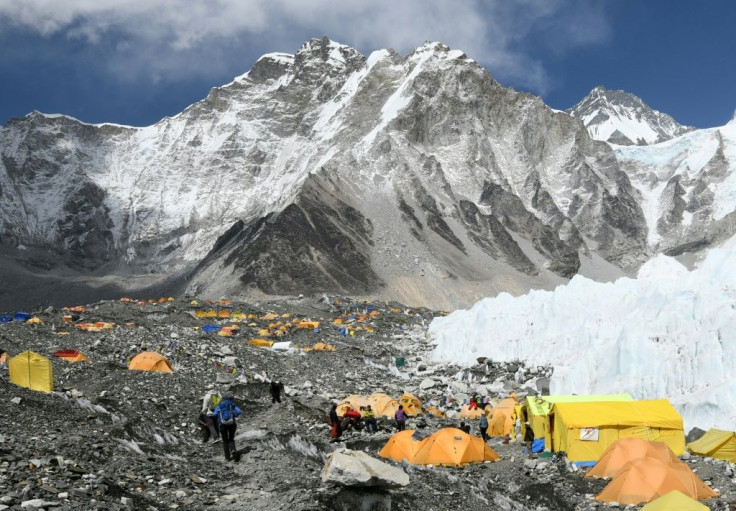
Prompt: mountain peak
<box><xmin>568</xmin><ymin>86</ymin><xmax>692</xmax><ymax>145</ymax></box>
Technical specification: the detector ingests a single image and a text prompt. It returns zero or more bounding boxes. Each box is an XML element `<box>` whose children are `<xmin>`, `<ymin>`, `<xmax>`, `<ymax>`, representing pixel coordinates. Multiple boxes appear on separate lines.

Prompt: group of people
<box><xmin>329</xmin><ymin>403</ymin><xmax>408</xmax><ymax>441</ymax></box>
<box><xmin>198</xmin><ymin>379</ymin><xmax>285</xmax><ymax>462</ymax></box>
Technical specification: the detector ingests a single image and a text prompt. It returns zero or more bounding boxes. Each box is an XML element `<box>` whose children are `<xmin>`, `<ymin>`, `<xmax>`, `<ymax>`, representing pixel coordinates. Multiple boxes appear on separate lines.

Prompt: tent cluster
<box><xmin>336</xmin><ymin>393</ymin><xmax>423</xmax><ymax>418</ymax></box>
<box><xmin>585</xmin><ymin>438</ymin><xmax>717</xmax><ymax>505</ymax></box>
<box><xmin>120</xmin><ymin>297</ymin><xmax>174</xmax><ymax>306</ymax></box>
<box><xmin>379</xmin><ymin>428</ymin><xmax>500</xmax><ymax>466</ymax></box>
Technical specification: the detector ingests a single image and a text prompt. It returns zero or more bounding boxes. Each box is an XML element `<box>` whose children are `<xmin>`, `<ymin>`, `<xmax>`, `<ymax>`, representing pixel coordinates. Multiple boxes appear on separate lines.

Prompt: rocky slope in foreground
<box><xmin>0</xmin><ymin>296</ymin><xmax>733</xmax><ymax>510</ymax></box>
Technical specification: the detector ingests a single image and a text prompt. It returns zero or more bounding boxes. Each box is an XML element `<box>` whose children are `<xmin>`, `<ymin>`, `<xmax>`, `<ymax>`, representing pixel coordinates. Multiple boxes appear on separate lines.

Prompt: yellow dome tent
<box><xmin>9</xmin><ymin>351</ymin><xmax>53</xmax><ymax>393</ymax></box>
<box><xmin>458</xmin><ymin>404</ymin><xmax>484</xmax><ymax>419</ymax></box>
<box><xmin>687</xmin><ymin>428</ymin><xmax>736</xmax><ymax>463</ymax></box>
<box><xmin>399</xmin><ymin>393</ymin><xmax>423</xmax><ymax>416</ymax></box>
<box><xmin>128</xmin><ymin>352</ymin><xmax>172</xmax><ymax>373</ymax></box>
<box><xmin>640</xmin><ymin>490</ymin><xmax>710</xmax><ymax>511</ymax></box>
<box><xmin>378</xmin><ymin>430</ymin><xmax>426</xmax><ymax>463</ymax></box>
<box><xmin>488</xmin><ymin>398</ymin><xmax>517</xmax><ymax>436</ymax></box>
<box><xmin>368</xmin><ymin>393</ymin><xmax>400</xmax><ymax>418</ymax></box>
<box><xmin>412</xmin><ymin>428</ymin><xmax>500</xmax><ymax>466</ymax></box>
<box><xmin>595</xmin><ymin>457</ymin><xmax>717</xmax><ymax>505</ymax></box>
<box><xmin>336</xmin><ymin>395</ymin><xmax>371</xmax><ymax>417</ymax></box>
<box><xmin>586</xmin><ymin>438</ymin><xmax>679</xmax><ymax>479</ymax></box>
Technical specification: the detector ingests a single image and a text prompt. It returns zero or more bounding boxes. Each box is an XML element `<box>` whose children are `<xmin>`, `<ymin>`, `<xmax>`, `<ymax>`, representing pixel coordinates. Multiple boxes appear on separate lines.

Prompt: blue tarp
<box><xmin>202</xmin><ymin>324</ymin><xmax>221</xmax><ymax>334</ymax></box>
<box><xmin>532</xmin><ymin>439</ymin><xmax>545</xmax><ymax>453</ymax></box>
<box><xmin>572</xmin><ymin>461</ymin><xmax>596</xmax><ymax>467</ymax></box>
<box><xmin>14</xmin><ymin>312</ymin><xmax>31</xmax><ymax>322</ymax></box>
<box><xmin>338</xmin><ymin>328</ymin><xmax>347</xmax><ymax>336</ymax></box>
<box><xmin>0</xmin><ymin>315</ymin><xmax>12</xmax><ymax>322</ymax></box>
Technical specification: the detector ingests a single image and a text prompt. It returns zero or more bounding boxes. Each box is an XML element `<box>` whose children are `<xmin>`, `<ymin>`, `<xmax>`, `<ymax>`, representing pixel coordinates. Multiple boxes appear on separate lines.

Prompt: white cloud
<box><xmin>0</xmin><ymin>0</ymin><xmax>610</xmax><ymax>92</ymax></box>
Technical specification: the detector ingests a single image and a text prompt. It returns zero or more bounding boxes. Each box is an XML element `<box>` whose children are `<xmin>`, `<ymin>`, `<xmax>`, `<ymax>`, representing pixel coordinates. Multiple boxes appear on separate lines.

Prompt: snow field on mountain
<box><xmin>429</xmin><ymin>239</ymin><xmax>736</xmax><ymax>430</ymax></box>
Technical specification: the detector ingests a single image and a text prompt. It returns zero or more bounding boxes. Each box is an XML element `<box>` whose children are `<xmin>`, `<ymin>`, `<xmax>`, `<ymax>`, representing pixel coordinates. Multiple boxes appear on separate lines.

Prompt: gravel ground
<box><xmin>0</xmin><ymin>295</ymin><xmax>734</xmax><ymax>510</ymax></box>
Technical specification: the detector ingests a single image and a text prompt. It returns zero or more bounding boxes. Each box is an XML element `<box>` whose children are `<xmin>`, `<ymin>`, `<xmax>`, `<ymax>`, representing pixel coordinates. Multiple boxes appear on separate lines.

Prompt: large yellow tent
<box><xmin>550</xmin><ymin>399</ymin><xmax>685</xmax><ymax>462</ymax></box>
<box><xmin>398</xmin><ymin>393</ymin><xmax>423</xmax><ymax>416</ymax></box>
<box><xmin>368</xmin><ymin>393</ymin><xmax>400</xmax><ymax>418</ymax></box>
<box><xmin>524</xmin><ymin>394</ymin><xmax>633</xmax><ymax>440</ymax></box>
<box><xmin>687</xmin><ymin>428</ymin><xmax>736</xmax><ymax>463</ymax></box>
<box><xmin>378</xmin><ymin>430</ymin><xmax>426</xmax><ymax>463</ymax></box>
<box><xmin>595</xmin><ymin>457</ymin><xmax>717</xmax><ymax>505</ymax></box>
<box><xmin>128</xmin><ymin>352</ymin><xmax>172</xmax><ymax>373</ymax></box>
<box><xmin>586</xmin><ymin>438</ymin><xmax>679</xmax><ymax>479</ymax></box>
<box><xmin>9</xmin><ymin>351</ymin><xmax>53</xmax><ymax>393</ymax></box>
<box><xmin>412</xmin><ymin>428</ymin><xmax>500</xmax><ymax>466</ymax></box>
<box><xmin>640</xmin><ymin>490</ymin><xmax>710</xmax><ymax>511</ymax></box>
<box><xmin>488</xmin><ymin>398</ymin><xmax>518</xmax><ymax>436</ymax></box>
<box><xmin>336</xmin><ymin>395</ymin><xmax>371</xmax><ymax>417</ymax></box>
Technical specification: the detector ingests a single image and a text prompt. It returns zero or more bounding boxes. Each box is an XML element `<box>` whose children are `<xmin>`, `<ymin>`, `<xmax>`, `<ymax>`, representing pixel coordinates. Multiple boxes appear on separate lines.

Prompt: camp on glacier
<box><xmin>429</xmin><ymin>239</ymin><xmax>736</xmax><ymax>431</ymax></box>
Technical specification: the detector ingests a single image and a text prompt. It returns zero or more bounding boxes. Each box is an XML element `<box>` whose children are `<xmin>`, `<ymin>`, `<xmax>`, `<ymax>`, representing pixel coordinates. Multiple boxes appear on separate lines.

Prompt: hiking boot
<box><xmin>213</xmin><ymin>438</ymin><xmax>221</xmax><ymax>443</ymax></box>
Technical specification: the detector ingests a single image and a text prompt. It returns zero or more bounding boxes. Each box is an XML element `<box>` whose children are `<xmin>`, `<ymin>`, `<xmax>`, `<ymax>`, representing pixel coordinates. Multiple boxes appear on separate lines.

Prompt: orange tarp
<box><xmin>586</xmin><ymin>438</ymin><xmax>680</xmax><ymax>479</ymax></box>
<box><xmin>312</xmin><ymin>342</ymin><xmax>335</xmax><ymax>351</ymax></box>
<box><xmin>128</xmin><ymin>352</ymin><xmax>172</xmax><ymax>373</ymax></box>
<box><xmin>458</xmin><ymin>404</ymin><xmax>484</xmax><ymax>420</ymax></box>
<box><xmin>411</xmin><ymin>428</ymin><xmax>500</xmax><ymax>466</ymax></box>
<box><xmin>425</xmin><ymin>406</ymin><xmax>447</xmax><ymax>418</ymax></box>
<box><xmin>596</xmin><ymin>458</ymin><xmax>717</xmax><ymax>505</ymax></box>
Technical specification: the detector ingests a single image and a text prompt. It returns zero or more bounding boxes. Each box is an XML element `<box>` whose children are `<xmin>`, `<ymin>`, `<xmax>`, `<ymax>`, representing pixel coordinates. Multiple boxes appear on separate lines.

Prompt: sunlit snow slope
<box><xmin>429</xmin><ymin>238</ymin><xmax>736</xmax><ymax>430</ymax></box>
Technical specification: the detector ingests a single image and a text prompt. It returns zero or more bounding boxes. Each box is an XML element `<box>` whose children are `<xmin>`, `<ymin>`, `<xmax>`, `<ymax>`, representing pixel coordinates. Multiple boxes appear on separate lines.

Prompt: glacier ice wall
<box><xmin>429</xmin><ymin>241</ymin><xmax>736</xmax><ymax>430</ymax></box>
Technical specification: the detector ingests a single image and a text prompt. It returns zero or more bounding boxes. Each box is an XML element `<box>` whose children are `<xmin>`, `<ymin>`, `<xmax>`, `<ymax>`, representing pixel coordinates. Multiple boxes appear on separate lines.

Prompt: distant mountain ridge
<box><xmin>0</xmin><ymin>38</ymin><xmax>734</xmax><ymax>310</ymax></box>
<box><xmin>567</xmin><ymin>85</ymin><xmax>693</xmax><ymax>145</ymax></box>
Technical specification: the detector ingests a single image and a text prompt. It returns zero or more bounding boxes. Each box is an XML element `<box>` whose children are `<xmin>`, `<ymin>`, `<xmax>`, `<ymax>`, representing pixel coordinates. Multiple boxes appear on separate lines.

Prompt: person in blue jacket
<box><xmin>212</xmin><ymin>395</ymin><xmax>242</xmax><ymax>461</ymax></box>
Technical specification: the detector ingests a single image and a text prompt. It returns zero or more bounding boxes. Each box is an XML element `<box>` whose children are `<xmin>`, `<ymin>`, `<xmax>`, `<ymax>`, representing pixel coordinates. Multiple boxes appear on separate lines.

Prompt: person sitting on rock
<box><xmin>343</xmin><ymin>407</ymin><xmax>363</xmax><ymax>432</ymax></box>
<box><xmin>363</xmin><ymin>405</ymin><xmax>378</xmax><ymax>433</ymax></box>
<box><xmin>395</xmin><ymin>405</ymin><xmax>406</xmax><ymax>431</ymax></box>
<box><xmin>212</xmin><ymin>395</ymin><xmax>242</xmax><ymax>462</ymax></box>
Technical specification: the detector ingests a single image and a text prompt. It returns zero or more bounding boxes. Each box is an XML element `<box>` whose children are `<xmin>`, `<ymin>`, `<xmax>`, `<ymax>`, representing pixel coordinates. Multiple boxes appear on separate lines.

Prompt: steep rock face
<box><xmin>3</xmin><ymin>38</ymin><xmax>720</xmax><ymax>309</ymax></box>
<box><xmin>568</xmin><ymin>86</ymin><xmax>693</xmax><ymax>145</ymax></box>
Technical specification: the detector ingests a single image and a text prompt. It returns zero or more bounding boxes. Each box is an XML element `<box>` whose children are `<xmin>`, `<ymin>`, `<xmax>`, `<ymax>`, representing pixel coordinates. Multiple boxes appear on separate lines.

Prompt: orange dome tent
<box><xmin>336</xmin><ymin>395</ymin><xmax>371</xmax><ymax>417</ymax></box>
<box><xmin>488</xmin><ymin>397</ymin><xmax>518</xmax><ymax>436</ymax></box>
<box><xmin>411</xmin><ymin>428</ymin><xmax>500</xmax><ymax>466</ymax></box>
<box><xmin>586</xmin><ymin>438</ymin><xmax>679</xmax><ymax>479</ymax></box>
<box><xmin>378</xmin><ymin>430</ymin><xmax>426</xmax><ymax>463</ymax></box>
<box><xmin>368</xmin><ymin>393</ymin><xmax>400</xmax><ymax>418</ymax></box>
<box><xmin>458</xmin><ymin>404</ymin><xmax>484</xmax><ymax>419</ymax></box>
<box><xmin>595</xmin><ymin>457</ymin><xmax>717</xmax><ymax>505</ymax></box>
<box><xmin>128</xmin><ymin>352</ymin><xmax>172</xmax><ymax>373</ymax></box>
<box><xmin>399</xmin><ymin>393</ymin><xmax>423</xmax><ymax>416</ymax></box>
<box><xmin>312</xmin><ymin>342</ymin><xmax>335</xmax><ymax>351</ymax></box>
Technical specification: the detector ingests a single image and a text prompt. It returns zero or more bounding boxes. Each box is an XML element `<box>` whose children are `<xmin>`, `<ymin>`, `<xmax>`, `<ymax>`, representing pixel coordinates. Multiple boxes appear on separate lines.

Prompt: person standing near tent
<box><xmin>469</xmin><ymin>396</ymin><xmax>478</xmax><ymax>410</ymax></box>
<box><xmin>200</xmin><ymin>390</ymin><xmax>222</xmax><ymax>443</ymax></box>
<box><xmin>479</xmin><ymin>406</ymin><xmax>489</xmax><ymax>442</ymax></box>
<box><xmin>270</xmin><ymin>380</ymin><xmax>284</xmax><ymax>404</ymax></box>
<box><xmin>395</xmin><ymin>405</ymin><xmax>406</xmax><ymax>431</ymax></box>
<box><xmin>212</xmin><ymin>395</ymin><xmax>242</xmax><ymax>461</ymax></box>
<box><xmin>363</xmin><ymin>405</ymin><xmax>378</xmax><ymax>433</ymax></box>
<box><xmin>329</xmin><ymin>403</ymin><xmax>342</xmax><ymax>442</ymax></box>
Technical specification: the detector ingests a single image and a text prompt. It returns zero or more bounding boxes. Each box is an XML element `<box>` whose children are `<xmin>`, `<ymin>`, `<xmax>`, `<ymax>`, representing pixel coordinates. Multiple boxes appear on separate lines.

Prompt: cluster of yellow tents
<box><xmin>457</xmin><ymin>397</ymin><xmax>521</xmax><ymax>437</ymax></box>
<box><xmin>583</xmin><ymin>438</ymin><xmax>716</xmax><ymax>506</ymax></box>
<box><xmin>336</xmin><ymin>393</ymin><xmax>423</xmax><ymax>418</ymax></box>
<box><xmin>379</xmin><ymin>428</ymin><xmax>499</xmax><ymax>466</ymax></box>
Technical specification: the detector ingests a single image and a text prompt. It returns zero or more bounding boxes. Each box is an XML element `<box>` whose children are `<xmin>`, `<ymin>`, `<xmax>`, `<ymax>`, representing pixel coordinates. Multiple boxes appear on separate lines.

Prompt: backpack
<box><xmin>219</xmin><ymin>402</ymin><xmax>236</xmax><ymax>425</ymax></box>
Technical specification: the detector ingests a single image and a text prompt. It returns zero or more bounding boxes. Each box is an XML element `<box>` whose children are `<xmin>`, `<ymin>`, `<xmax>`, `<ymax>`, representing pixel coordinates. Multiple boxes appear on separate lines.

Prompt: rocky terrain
<box><xmin>1</xmin><ymin>296</ymin><xmax>734</xmax><ymax>510</ymax></box>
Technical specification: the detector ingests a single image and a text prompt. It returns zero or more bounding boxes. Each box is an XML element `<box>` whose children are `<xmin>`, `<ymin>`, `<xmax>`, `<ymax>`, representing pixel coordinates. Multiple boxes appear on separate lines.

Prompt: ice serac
<box><xmin>0</xmin><ymin>37</ymin><xmax>675</xmax><ymax>309</ymax></box>
<box><xmin>428</xmin><ymin>238</ymin><xmax>736</xmax><ymax>431</ymax></box>
<box><xmin>568</xmin><ymin>86</ymin><xmax>693</xmax><ymax>146</ymax></box>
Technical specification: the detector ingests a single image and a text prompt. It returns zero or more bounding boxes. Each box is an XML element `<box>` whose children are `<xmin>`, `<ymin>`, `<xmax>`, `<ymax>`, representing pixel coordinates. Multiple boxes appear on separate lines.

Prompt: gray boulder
<box><xmin>321</xmin><ymin>450</ymin><xmax>409</xmax><ymax>488</ymax></box>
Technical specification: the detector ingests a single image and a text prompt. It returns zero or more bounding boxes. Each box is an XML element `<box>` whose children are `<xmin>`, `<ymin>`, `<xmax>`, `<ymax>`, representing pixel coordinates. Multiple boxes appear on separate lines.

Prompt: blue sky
<box><xmin>0</xmin><ymin>1</ymin><xmax>733</xmax><ymax>128</ymax></box>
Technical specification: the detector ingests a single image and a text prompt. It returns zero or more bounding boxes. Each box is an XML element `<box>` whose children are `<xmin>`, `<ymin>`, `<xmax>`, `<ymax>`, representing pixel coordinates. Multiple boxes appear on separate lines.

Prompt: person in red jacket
<box><xmin>343</xmin><ymin>407</ymin><xmax>363</xmax><ymax>431</ymax></box>
<box><xmin>468</xmin><ymin>396</ymin><xmax>478</xmax><ymax>410</ymax></box>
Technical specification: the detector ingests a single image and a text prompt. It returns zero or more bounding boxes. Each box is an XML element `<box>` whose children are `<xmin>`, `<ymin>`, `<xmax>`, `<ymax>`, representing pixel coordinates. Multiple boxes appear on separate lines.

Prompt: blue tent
<box><xmin>0</xmin><ymin>315</ymin><xmax>12</xmax><ymax>322</ymax></box>
<box><xmin>14</xmin><ymin>312</ymin><xmax>31</xmax><ymax>322</ymax></box>
<box><xmin>202</xmin><ymin>325</ymin><xmax>221</xmax><ymax>334</ymax></box>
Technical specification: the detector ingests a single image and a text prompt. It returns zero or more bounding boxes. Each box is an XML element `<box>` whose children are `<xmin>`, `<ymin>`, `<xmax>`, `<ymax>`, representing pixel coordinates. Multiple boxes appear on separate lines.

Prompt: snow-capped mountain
<box><xmin>0</xmin><ymin>38</ymin><xmax>731</xmax><ymax>309</ymax></box>
<box><xmin>568</xmin><ymin>86</ymin><xmax>693</xmax><ymax>145</ymax></box>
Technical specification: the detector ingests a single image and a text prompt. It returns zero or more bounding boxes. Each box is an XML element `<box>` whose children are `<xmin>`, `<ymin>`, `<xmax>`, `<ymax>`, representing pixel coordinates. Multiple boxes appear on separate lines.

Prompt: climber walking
<box><xmin>213</xmin><ymin>395</ymin><xmax>242</xmax><ymax>461</ymax></box>
<box><xmin>270</xmin><ymin>380</ymin><xmax>284</xmax><ymax>404</ymax></box>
